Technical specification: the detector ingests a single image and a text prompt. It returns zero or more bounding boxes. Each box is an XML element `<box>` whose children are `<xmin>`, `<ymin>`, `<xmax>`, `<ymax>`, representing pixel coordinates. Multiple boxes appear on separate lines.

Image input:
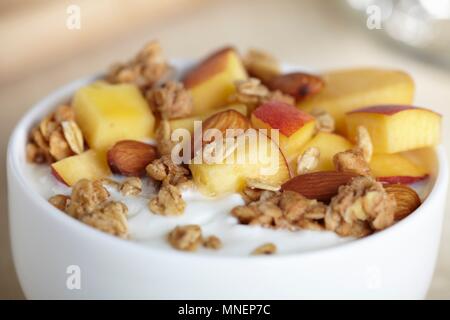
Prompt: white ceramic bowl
<box><xmin>7</xmin><ymin>64</ymin><xmax>449</xmax><ymax>299</ymax></box>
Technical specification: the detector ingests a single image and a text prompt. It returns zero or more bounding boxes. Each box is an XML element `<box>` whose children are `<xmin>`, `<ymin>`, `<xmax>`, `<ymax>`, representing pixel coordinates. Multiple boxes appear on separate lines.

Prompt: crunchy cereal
<box><xmin>48</xmin><ymin>194</ymin><xmax>70</xmax><ymax>211</ymax></box>
<box><xmin>147</xmin><ymin>81</ymin><xmax>192</xmax><ymax>119</ymax></box>
<box><xmin>168</xmin><ymin>225</ymin><xmax>202</xmax><ymax>251</ymax></box>
<box><xmin>203</xmin><ymin>235</ymin><xmax>222</xmax><ymax>250</ymax></box>
<box><xmin>27</xmin><ymin>105</ymin><xmax>84</xmax><ymax>164</ymax></box>
<box><xmin>333</xmin><ymin>148</ymin><xmax>371</xmax><ymax>176</ymax></box>
<box><xmin>325</xmin><ymin>176</ymin><xmax>396</xmax><ymax>237</ymax></box>
<box><xmin>106</xmin><ymin>40</ymin><xmax>171</xmax><ymax>91</ymax></box>
<box><xmin>228</xmin><ymin>78</ymin><xmax>294</xmax><ymax>110</ymax></box>
<box><xmin>66</xmin><ymin>179</ymin><xmax>110</xmax><ymax>219</ymax></box>
<box><xmin>296</xmin><ymin>147</ymin><xmax>320</xmax><ymax>175</ymax></box>
<box><xmin>246</xmin><ymin>178</ymin><xmax>281</xmax><ymax>192</ymax></box>
<box><xmin>356</xmin><ymin>126</ymin><xmax>373</xmax><ymax>162</ymax></box>
<box><xmin>120</xmin><ymin>177</ymin><xmax>142</xmax><ymax>196</ymax></box>
<box><xmin>148</xmin><ymin>184</ymin><xmax>186</xmax><ymax>215</ymax></box>
<box><xmin>311</xmin><ymin>108</ymin><xmax>335</xmax><ymax>133</ymax></box>
<box><xmin>155</xmin><ymin>120</ymin><xmax>176</xmax><ymax>156</ymax></box>
<box><xmin>251</xmin><ymin>243</ymin><xmax>277</xmax><ymax>255</ymax></box>
<box><xmin>146</xmin><ymin>155</ymin><xmax>191</xmax><ymax>187</ymax></box>
<box><xmin>81</xmin><ymin>201</ymin><xmax>128</xmax><ymax>239</ymax></box>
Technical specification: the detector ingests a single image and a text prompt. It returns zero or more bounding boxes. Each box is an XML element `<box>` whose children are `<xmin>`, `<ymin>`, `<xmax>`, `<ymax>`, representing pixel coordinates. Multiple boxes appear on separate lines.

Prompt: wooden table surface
<box><xmin>1</xmin><ymin>0</ymin><xmax>449</xmax><ymax>299</ymax></box>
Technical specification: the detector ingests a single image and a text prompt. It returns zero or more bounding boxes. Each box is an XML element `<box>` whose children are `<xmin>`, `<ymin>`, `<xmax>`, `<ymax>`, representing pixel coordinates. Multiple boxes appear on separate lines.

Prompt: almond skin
<box><xmin>107</xmin><ymin>140</ymin><xmax>157</xmax><ymax>177</ymax></box>
<box><xmin>268</xmin><ymin>72</ymin><xmax>324</xmax><ymax>102</ymax></box>
<box><xmin>192</xmin><ymin>109</ymin><xmax>251</xmax><ymax>156</ymax></box>
<box><xmin>384</xmin><ymin>184</ymin><xmax>421</xmax><ymax>220</ymax></box>
<box><xmin>281</xmin><ymin>171</ymin><xmax>359</xmax><ymax>202</ymax></box>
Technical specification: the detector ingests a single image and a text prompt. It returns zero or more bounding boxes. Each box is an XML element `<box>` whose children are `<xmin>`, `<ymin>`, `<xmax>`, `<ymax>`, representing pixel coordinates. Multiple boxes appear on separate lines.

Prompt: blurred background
<box><xmin>1</xmin><ymin>0</ymin><xmax>449</xmax><ymax>299</ymax></box>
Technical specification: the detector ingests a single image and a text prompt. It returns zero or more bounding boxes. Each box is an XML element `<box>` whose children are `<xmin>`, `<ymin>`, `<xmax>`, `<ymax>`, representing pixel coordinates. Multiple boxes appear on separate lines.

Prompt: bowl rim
<box><xmin>7</xmin><ymin>68</ymin><xmax>449</xmax><ymax>263</ymax></box>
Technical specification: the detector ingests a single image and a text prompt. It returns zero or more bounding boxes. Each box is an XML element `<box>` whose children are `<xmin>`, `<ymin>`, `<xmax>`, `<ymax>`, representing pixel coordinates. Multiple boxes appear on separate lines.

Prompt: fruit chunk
<box><xmin>281</xmin><ymin>171</ymin><xmax>359</xmax><ymax>203</ymax></box>
<box><xmin>189</xmin><ymin>130</ymin><xmax>290</xmax><ymax>196</ymax></box>
<box><xmin>346</xmin><ymin>105</ymin><xmax>441</xmax><ymax>153</ymax></box>
<box><xmin>73</xmin><ymin>82</ymin><xmax>155</xmax><ymax>150</ymax></box>
<box><xmin>183</xmin><ymin>47</ymin><xmax>248</xmax><ymax>115</ymax></box>
<box><xmin>298</xmin><ymin>68</ymin><xmax>415</xmax><ymax>133</ymax></box>
<box><xmin>370</xmin><ymin>153</ymin><xmax>428</xmax><ymax>184</ymax></box>
<box><xmin>107</xmin><ymin>140</ymin><xmax>157</xmax><ymax>177</ymax></box>
<box><xmin>51</xmin><ymin>150</ymin><xmax>111</xmax><ymax>186</ymax></box>
<box><xmin>268</xmin><ymin>72</ymin><xmax>324</xmax><ymax>102</ymax></box>
<box><xmin>169</xmin><ymin>104</ymin><xmax>247</xmax><ymax>132</ymax></box>
<box><xmin>297</xmin><ymin>132</ymin><xmax>353</xmax><ymax>172</ymax></box>
<box><xmin>251</xmin><ymin>101</ymin><xmax>316</xmax><ymax>161</ymax></box>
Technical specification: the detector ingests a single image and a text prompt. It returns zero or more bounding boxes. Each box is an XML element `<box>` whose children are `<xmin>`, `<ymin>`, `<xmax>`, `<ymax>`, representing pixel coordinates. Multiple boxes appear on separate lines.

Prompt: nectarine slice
<box><xmin>297</xmin><ymin>68</ymin><xmax>415</xmax><ymax>133</ymax></box>
<box><xmin>251</xmin><ymin>101</ymin><xmax>316</xmax><ymax>161</ymax></box>
<box><xmin>370</xmin><ymin>153</ymin><xmax>428</xmax><ymax>184</ymax></box>
<box><xmin>183</xmin><ymin>47</ymin><xmax>247</xmax><ymax>116</ymax></box>
<box><xmin>346</xmin><ymin>105</ymin><xmax>441</xmax><ymax>153</ymax></box>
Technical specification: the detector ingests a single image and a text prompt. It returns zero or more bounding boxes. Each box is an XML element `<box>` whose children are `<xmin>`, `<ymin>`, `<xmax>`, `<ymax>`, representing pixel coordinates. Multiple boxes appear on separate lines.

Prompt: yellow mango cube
<box><xmin>73</xmin><ymin>82</ymin><xmax>155</xmax><ymax>150</ymax></box>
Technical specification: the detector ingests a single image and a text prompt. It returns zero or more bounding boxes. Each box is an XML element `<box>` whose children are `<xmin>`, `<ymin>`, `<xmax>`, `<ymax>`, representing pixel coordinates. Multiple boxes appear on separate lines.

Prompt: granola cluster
<box><xmin>49</xmin><ymin>179</ymin><xmax>129</xmax><ymax>238</ymax></box>
<box><xmin>234</xmin><ymin>175</ymin><xmax>397</xmax><ymax>238</ymax></box>
<box><xmin>27</xmin><ymin>105</ymin><xmax>84</xmax><ymax>164</ymax></box>
<box><xmin>146</xmin><ymin>81</ymin><xmax>193</xmax><ymax>120</ymax></box>
<box><xmin>325</xmin><ymin>176</ymin><xmax>396</xmax><ymax>237</ymax></box>
<box><xmin>106</xmin><ymin>40</ymin><xmax>171</xmax><ymax>91</ymax></box>
<box><xmin>168</xmin><ymin>224</ymin><xmax>222</xmax><ymax>251</ymax></box>
<box><xmin>146</xmin><ymin>155</ymin><xmax>192</xmax><ymax>216</ymax></box>
<box><xmin>228</xmin><ymin>78</ymin><xmax>294</xmax><ymax>110</ymax></box>
<box><xmin>232</xmin><ymin>189</ymin><xmax>327</xmax><ymax>231</ymax></box>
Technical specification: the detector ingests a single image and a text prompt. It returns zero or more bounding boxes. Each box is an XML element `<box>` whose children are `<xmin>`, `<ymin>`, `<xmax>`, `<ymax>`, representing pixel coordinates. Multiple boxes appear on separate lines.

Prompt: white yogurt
<box><xmin>26</xmin><ymin>164</ymin><xmax>361</xmax><ymax>256</ymax></box>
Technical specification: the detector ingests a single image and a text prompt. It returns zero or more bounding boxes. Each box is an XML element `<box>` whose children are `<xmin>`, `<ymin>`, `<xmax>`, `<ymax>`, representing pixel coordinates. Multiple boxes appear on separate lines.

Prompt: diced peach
<box><xmin>183</xmin><ymin>47</ymin><xmax>247</xmax><ymax>116</ymax></box>
<box><xmin>169</xmin><ymin>104</ymin><xmax>247</xmax><ymax>132</ymax></box>
<box><xmin>251</xmin><ymin>101</ymin><xmax>316</xmax><ymax>161</ymax></box>
<box><xmin>296</xmin><ymin>132</ymin><xmax>353</xmax><ymax>172</ymax></box>
<box><xmin>189</xmin><ymin>130</ymin><xmax>290</xmax><ymax>196</ymax></box>
<box><xmin>51</xmin><ymin>150</ymin><xmax>111</xmax><ymax>186</ymax></box>
<box><xmin>73</xmin><ymin>82</ymin><xmax>155</xmax><ymax>151</ymax></box>
<box><xmin>297</xmin><ymin>68</ymin><xmax>415</xmax><ymax>133</ymax></box>
<box><xmin>346</xmin><ymin>105</ymin><xmax>441</xmax><ymax>153</ymax></box>
<box><xmin>370</xmin><ymin>153</ymin><xmax>428</xmax><ymax>183</ymax></box>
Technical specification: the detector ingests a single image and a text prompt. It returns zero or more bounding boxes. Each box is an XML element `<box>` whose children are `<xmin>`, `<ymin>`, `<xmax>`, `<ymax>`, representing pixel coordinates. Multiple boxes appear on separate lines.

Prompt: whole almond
<box><xmin>107</xmin><ymin>140</ymin><xmax>157</xmax><ymax>177</ymax></box>
<box><xmin>192</xmin><ymin>110</ymin><xmax>251</xmax><ymax>156</ymax></box>
<box><xmin>384</xmin><ymin>184</ymin><xmax>421</xmax><ymax>220</ymax></box>
<box><xmin>281</xmin><ymin>171</ymin><xmax>359</xmax><ymax>202</ymax></box>
<box><xmin>268</xmin><ymin>72</ymin><xmax>324</xmax><ymax>102</ymax></box>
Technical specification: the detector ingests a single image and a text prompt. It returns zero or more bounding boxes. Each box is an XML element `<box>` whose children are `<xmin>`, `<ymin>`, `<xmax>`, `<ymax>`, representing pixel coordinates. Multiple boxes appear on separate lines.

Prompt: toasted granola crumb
<box><xmin>48</xmin><ymin>129</ymin><xmax>73</xmax><ymax>161</ymax></box>
<box><xmin>148</xmin><ymin>184</ymin><xmax>186</xmax><ymax>215</ymax></box>
<box><xmin>80</xmin><ymin>201</ymin><xmax>128</xmax><ymax>238</ymax></box>
<box><xmin>120</xmin><ymin>177</ymin><xmax>142</xmax><ymax>196</ymax></box>
<box><xmin>251</xmin><ymin>243</ymin><xmax>277</xmax><ymax>255</ymax></box>
<box><xmin>48</xmin><ymin>194</ymin><xmax>70</xmax><ymax>211</ymax></box>
<box><xmin>66</xmin><ymin>179</ymin><xmax>110</xmax><ymax>219</ymax></box>
<box><xmin>232</xmin><ymin>205</ymin><xmax>261</xmax><ymax>224</ymax></box>
<box><xmin>146</xmin><ymin>155</ymin><xmax>190</xmax><ymax>187</ymax></box>
<box><xmin>246</xmin><ymin>178</ymin><xmax>281</xmax><ymax>191</ymax></box>
<box><xmin>356</xmin><ymin>126</ymin><xmax>373</xmax><ymax>162</ymax></box>
<box><xmin>27</xmin><ymin>105</ymin><xmax>84</xmax><ymax>164</ymax></box>
<box><xmin>228</xmin><ymin>78</ymin><xmax>294</xmax><ymax>110</ymax></box>
<box><xmin>241</xmin><ymin>187</ymin><xmax>263</xmax><ymax>204</ymax></box>
<box><xmin>311</xmin><ymin>107</ymin><xmax>335</xmax><ymax>133</ymax></box>
<box><xmin>325</xmin><ymin>176</ymin><xmax>396</xmax><ymax>237</ymax></box>
<box><xmin>99</xmin><ymin>178</ymin><xmax>121</xmax><ymax>190</ymax></box>
<box><xmin>147</xmin><ymin>81</ymin><xmax>192</xmax><ymax>119</ymax></box>
<box><xmin>297</xmin><ymin>147</ymin><xmax>320</xmax><ymax>175</ymax></box>
<box><xmin>333</xmin><ymin>148</ymin><xmax>371</xmax><ymax>176</ymax></box>
<box><xmin>168</xmin><ymin>225</ymin><xmax>202</xmax><ymax>251</ymax></box>
<box><xmin>203</xmin><ymin>235</ymin><xmax>222</xmax><ymax>250</ymax></box>
<box><xmin>106</xmin><ymin>40</ymin><xmax>171</xmax><ymax>91</ymax></box>
<box><xmin>244</xmin><ymin>49</ymin><xmax>280</xmax><ymax>83</ymax></box>
<box><xmin>155</xmin><ymin>120</ymin><xmax>176</xmax><ymax>156</ymax></box>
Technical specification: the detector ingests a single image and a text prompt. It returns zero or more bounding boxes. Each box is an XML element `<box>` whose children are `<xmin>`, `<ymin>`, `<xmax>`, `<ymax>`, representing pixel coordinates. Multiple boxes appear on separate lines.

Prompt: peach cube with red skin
<box><xmin>251</xmin><ymin>101</ymin><xmax>316</xmax><ymax>161</ymax></box>
<box><xmin>346</xmin><ymin>105</ymin><xmax>441</xmax><ymax>154</ymax></box>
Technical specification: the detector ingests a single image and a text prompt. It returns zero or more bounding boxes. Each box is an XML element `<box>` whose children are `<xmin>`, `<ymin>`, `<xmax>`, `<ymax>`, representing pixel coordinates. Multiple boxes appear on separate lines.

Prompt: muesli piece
<box><xmin>251</xmin><ymin>243</ymin><xmax>277</xmax><ymax>255</ymax></box>
<box><xmin>120</xmin><ymin>177</ymin><xmax>142</xmax><ymax>196</ymax></box>
<box><xmin>146</xmin><ymin>81</ymin><xmax>193</xmax><ymax>119</ymax></box>
<box><xmin>168</xmin><ymin>225</ymin><xmax>202</xmax><ymax>251</ymax></box>
<box><xmin>148</xmin><ymin>184</ymin><xmax>186</xmax><ymax>216</ymax></box>
<box><xmin>333</xmin><ymin>148</ymin><xmax>371</xmax><ymax>176</ymax></box>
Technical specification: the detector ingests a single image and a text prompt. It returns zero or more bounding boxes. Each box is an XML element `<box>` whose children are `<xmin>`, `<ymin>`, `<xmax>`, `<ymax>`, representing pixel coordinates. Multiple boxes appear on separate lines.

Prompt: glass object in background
<box><xmin>346</xmin><ymin>0</ymin><xmax>450</xmax><ymax>67</ymax></box>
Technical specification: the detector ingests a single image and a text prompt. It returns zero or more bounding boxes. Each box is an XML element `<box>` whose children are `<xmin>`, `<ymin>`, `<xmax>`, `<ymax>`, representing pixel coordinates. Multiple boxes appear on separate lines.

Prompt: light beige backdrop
<box><xmin>1</xmin><ymin>0</ymin><xmax>449</xmax><ymax>299</ymax></box>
